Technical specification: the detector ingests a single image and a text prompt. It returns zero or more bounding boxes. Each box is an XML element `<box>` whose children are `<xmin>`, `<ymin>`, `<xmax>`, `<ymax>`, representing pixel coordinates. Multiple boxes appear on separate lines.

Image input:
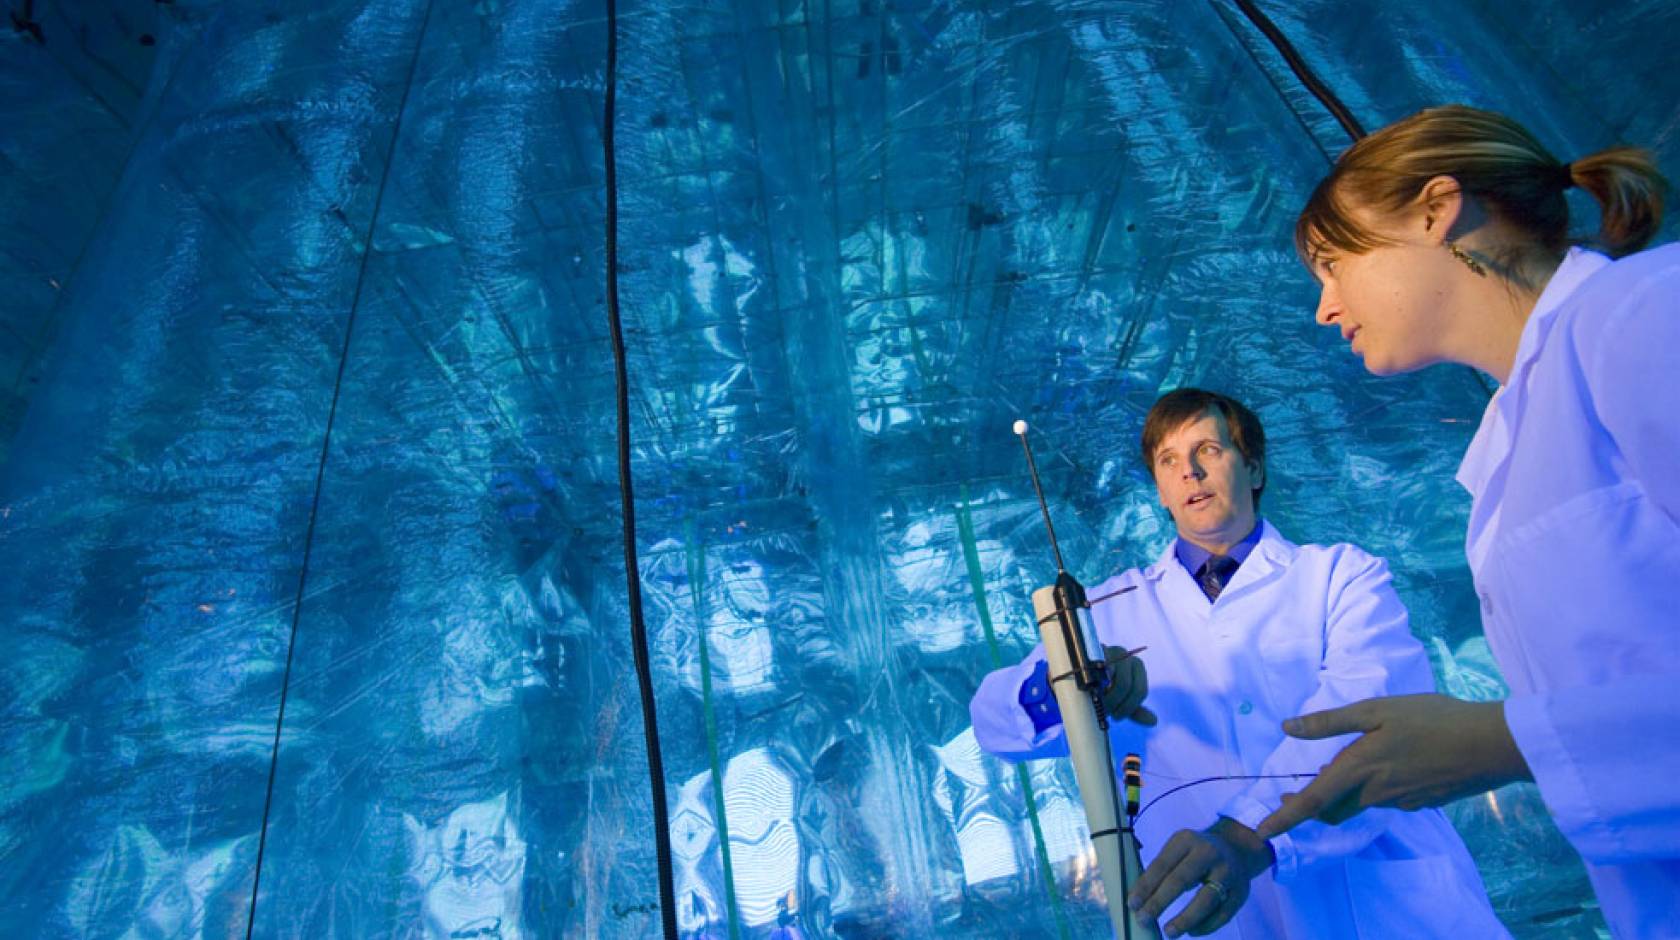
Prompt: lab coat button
<box><xmin>1238</xmin><ymin>700</ymin><xmax>1253</xmax><ymax>715</ymax></box>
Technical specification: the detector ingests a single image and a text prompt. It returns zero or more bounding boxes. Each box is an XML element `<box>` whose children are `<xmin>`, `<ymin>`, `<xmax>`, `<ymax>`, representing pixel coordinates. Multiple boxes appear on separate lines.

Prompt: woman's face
<box><xmin>1310</xmin><ymin>202</ymin><xmax>1459</xmax><ymax>375</ymax></box>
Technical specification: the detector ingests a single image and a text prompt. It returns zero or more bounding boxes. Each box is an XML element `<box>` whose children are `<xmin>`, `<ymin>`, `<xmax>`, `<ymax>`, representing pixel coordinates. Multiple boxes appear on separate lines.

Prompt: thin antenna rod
<box><xmin>1014</xmin><ymin>420</ymin><xmax>1066</xmax><ymax>574</ymax></box>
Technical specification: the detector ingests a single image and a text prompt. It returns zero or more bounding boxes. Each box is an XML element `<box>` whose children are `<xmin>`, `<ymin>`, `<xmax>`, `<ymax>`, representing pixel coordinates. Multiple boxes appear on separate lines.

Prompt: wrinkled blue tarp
<box><xmin>3</xmin><ymin>0</ymin><xmax>1675</xmax><ymax>936</ymax></box>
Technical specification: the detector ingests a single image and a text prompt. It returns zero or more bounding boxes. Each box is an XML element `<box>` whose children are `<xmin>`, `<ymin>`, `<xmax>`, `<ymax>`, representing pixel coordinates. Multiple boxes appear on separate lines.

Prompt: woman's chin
<box><xmin>1358</xmin><ymin>349</ymin><xmax>1413</xmax><ymax>377</ymax></box>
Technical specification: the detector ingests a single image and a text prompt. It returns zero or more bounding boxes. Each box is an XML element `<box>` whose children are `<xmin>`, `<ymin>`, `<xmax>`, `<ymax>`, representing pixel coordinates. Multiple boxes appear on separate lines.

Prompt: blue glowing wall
<box><xmin>2</xmin><ymin>1</ymin><xmax>1676</xmax><ymax>936</ymax></box>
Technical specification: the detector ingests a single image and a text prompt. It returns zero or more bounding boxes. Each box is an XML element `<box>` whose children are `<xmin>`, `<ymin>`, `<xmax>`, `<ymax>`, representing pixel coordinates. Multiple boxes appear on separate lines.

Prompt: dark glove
<box><xmin>1101</xmin><ymin>645</ymin><xmax>1157</xmax><ymax>726</ymax></box>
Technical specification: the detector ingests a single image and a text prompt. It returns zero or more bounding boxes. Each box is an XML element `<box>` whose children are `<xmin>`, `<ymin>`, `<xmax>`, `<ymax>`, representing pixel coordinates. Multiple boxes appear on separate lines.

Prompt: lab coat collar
<box><xmin>1141</xmin><ymin>518</ymin><xmax>1297</xmax><ymax>588</ymax></box>
<box><xmin>1456</xmin><ymin>247</ymin><xmax>1612</xmax><ymax>499</ymax></box>
<box><xmin>1512</xmin><ymin>247</ymin><xmax>1612</xmax><ymax>388</ymax></box>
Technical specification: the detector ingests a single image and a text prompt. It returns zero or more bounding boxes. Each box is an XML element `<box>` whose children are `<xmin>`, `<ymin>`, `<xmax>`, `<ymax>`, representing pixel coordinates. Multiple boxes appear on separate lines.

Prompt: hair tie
<box><xmin>1557</xmin><ymin>161</ymin><xmax>1575</xmax><ymax>190</ymax></box>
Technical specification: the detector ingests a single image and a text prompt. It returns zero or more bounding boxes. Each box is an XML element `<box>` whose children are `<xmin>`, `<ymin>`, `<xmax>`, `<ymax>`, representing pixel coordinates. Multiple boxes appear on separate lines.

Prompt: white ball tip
<box><xmin>1012</xmin><ymin>419</ymin><xmax>1029</xmax><ymax>436</ymax></box>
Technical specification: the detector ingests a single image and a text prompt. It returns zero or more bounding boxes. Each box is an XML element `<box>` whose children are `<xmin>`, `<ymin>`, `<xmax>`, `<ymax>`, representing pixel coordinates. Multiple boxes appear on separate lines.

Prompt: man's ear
<box><xmin>1248</xmin><ymin>460</ymin><xmax>1265</xmax><ymax>489</ymax></box>
<box><xmin>1417</xmin><ymin>176</ymin><xmax>1463</xmax><ymax>245</ymax></box>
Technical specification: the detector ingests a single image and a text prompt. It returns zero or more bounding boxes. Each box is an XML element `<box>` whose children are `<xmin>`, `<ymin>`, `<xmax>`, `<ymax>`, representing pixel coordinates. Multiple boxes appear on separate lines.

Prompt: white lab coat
<box><xmin>970</xmin><ymin>522</ymin><xmax>1507</xmax><ymax>939</ymax></box>
<box><xmin>1458</xmin><ymin>244</ymin><xmax>1680</xmax><ymax>938</ymax></box>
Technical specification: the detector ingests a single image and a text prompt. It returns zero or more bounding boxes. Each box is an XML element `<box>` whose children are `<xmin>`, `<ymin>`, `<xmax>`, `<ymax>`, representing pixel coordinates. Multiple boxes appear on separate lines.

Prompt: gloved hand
<box><xmin>1101</xmin><ymin>645</ymin><xmax>1157</xmax><ymax>726</ymax></box>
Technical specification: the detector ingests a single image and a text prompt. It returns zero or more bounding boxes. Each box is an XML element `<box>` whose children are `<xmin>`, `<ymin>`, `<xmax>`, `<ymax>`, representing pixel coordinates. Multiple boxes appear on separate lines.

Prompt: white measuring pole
<box><xmin>1032</xmin><ymin>586</ymin><xmax>1160</xmax><ymax>940</ymax></box>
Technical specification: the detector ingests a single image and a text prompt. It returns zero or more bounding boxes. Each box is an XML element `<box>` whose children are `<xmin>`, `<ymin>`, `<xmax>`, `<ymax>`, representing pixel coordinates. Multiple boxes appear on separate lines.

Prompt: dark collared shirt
<box><xmin>1173</xmin><ymin>520</ymin><xmax>1262</xmax><ymax>584</ymax></box>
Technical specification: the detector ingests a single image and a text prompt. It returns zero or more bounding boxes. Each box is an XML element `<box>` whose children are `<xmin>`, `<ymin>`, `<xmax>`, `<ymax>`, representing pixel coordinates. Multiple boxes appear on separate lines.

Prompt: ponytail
<box><xmin>1568</xmin><ymin>146</ymin><xmax>1666</xmax><ymax>257</ymax></box>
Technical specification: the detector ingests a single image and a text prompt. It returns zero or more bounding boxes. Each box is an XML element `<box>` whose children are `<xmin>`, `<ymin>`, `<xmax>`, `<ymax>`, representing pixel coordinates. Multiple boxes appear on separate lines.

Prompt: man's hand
<box><xmin>1127</xmin><ymin>817</ymin><xmax>1273</xmax><ymax>938</ymax></box>
<box><xmin>1255</xmin><ymin>693</ymin><xmax>1532</xmax><ymax>840</ymax></box>
<box><xmin>1102</xmin><ymin>645</ymin><xmax>1157</xmax><ymax>726</ymax></box>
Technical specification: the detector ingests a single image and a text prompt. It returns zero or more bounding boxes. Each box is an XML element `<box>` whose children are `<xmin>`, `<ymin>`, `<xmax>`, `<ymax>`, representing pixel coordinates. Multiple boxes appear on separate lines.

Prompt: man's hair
<box><xmin>1140</xmin><ymin>388</ymin><xmax>1267</xmax><ymax>508</ymax></box>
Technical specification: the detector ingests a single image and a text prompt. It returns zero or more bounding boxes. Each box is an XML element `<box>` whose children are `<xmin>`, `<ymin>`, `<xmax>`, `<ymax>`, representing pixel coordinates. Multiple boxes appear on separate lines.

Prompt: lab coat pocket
<box><xmin>1256</xmin><ymin>625</ymin><xmax>1323</xmax><ymax>713</ymax></box>
<box><xmin>1345</xmin><ymin>856</ymin><xmax>1496</xmax><ymax>939</ymax></box>
<box><xmin>1493</xmin><ymin>481</ymin><xmax>1680</xmax><ymax>687</ymax></box>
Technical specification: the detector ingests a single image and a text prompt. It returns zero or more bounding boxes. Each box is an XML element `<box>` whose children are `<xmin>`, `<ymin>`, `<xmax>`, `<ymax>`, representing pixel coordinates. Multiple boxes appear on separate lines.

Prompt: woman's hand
<box><xmin>1256</xmin><ymin>693</ymin><xmax>1532</xmax><ymax>839</ymax></box>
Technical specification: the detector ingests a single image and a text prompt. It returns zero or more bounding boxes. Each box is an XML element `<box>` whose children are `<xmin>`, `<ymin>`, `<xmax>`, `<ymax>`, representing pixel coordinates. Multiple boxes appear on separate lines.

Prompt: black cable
<box><xmin>243</xmin><ymin>1</ymin><xmax>438</xmax><ymax>935</ymax></box>
<box><xmin>1218</xmin><ymin>5</ymin><xmax>1500</xmax><ymax>396</ymax></box>
<box><xmin>602</xmin><ymin>0</ymin><xmax>680</xmax><ymax>937</ymax></box>
<box><xmin>1135</xmin><ymin>772</ymin><xmax>1317</xmax><ymax>823</ymax></box>
<box><xmin>1227</xmin><ymin>0</ymin><xmax>1365</xmax><ymax>142</ymax></box>
<box><xmin>1118</xmin><ymin>826</ymin><xmax>1136</xmax><ymax>940</ymax></box>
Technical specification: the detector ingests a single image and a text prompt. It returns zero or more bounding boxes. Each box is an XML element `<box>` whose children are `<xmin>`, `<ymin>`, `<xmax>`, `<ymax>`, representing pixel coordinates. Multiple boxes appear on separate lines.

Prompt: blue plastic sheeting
<box><xmin>2</xmin><ymin>0</ymin><xmax>1675</xmax><ymax>936</ymax></box>
<box><xmin>0</xmin><ymin>1</ymin><xmax>160</xmax><ymax>464</ymax></box>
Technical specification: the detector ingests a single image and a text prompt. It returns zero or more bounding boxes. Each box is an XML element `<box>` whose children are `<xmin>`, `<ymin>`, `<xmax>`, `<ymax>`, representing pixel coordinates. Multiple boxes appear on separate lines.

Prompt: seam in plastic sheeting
<box><xmin>245</xmin><ymin>0</ymin><xmax>441</xmax><ymax>935</ymax></box>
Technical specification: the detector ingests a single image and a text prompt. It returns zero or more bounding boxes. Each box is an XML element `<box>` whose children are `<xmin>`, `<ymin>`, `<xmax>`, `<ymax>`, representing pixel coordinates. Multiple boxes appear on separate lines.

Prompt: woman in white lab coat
<box><xmin>1254</xmin><ymin>105</ymin><xmax>1678</xmax><ymax>938</ymax></box>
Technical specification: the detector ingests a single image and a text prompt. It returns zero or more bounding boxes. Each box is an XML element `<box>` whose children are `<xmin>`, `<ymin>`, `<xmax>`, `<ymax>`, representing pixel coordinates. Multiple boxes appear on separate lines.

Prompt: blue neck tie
<box><xmin>1198</xmin><ymin>555</ymin><xmax>1239</xmax><ymax>601</ymax></box>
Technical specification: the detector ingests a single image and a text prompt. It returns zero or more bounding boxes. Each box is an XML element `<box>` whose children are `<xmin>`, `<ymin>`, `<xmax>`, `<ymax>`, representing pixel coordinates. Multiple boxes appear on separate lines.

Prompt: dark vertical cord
<box><xmin>1226</xmin><ymin>0</ymin><xmax>1365</xmax><ymax>142</ymax></box>
<box><xmin>1203</xmin><ymin>0</ymin><xmax>1331</xmax><ymax>164</ymax></box>
<box><xmin>1221</xmin><ymin>0</ymin><xmax>1497</xmax><ymax>399</ymax></box>
<box><xmin>242</xmin><ymin>1</ymin><xmax>437</xmax><ymax>935</ymax></box>
<box><xmin>602</xmin><ymin>0</ymin><xmax>680</xmax><ymax>937</ymax></box>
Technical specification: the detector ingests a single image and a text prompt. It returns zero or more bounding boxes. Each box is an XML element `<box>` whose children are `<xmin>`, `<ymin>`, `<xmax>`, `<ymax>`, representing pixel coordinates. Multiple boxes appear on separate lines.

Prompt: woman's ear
<box><xmin>1416</xmin><ymin>176</ymin><xmax>1464</xmax><ymax>245</ymax></box>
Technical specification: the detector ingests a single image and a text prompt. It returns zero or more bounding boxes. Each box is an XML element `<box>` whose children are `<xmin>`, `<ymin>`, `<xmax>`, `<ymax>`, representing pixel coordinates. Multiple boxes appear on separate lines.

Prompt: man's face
<box><xmin>1150</xmin><ymin>409</ymin><xmax>1261</xmax><ymax>554</ymax></box>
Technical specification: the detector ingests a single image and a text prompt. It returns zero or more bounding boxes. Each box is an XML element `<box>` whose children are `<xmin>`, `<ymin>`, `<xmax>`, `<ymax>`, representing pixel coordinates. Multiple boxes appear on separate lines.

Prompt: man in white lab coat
<box><xmin>969</xmin><ymin>388</ymin><xmax>1507</xmax><ymax>939</ymax></box>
